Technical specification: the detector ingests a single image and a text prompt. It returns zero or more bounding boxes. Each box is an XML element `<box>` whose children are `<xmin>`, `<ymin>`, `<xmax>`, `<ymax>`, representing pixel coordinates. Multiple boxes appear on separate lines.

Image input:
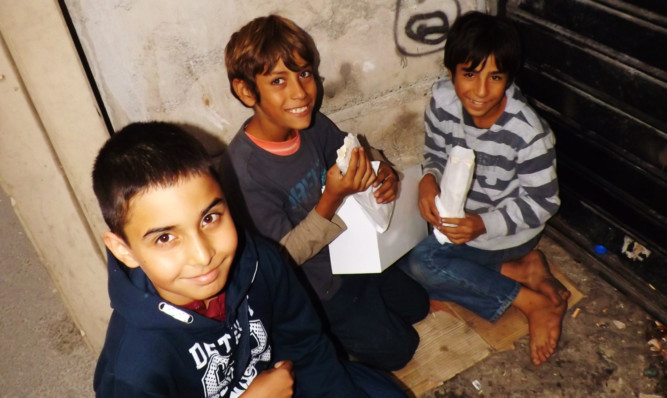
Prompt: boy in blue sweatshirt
<box><xmin>92</xmin><ymin>122</ymin><xmax>407</xmax><ymax>397</ymax></box>
<box><xmin>221</xmin><ymin>14</ymin><xmax>429</xmax><ymax>372</ymax></box>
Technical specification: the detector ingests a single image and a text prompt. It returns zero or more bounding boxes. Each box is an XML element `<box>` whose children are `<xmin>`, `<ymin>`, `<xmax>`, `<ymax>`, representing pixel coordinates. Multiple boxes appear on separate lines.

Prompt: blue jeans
<box><xmin>398</xmin><ymin>234</ymin><xmax>540</xmax><ymax>322</ymax></box>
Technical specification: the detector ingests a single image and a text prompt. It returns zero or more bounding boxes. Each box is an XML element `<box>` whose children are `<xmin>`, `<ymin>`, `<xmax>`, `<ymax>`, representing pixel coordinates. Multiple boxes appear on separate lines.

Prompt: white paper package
<box><xmin>335</xmin><ymin>133</ymin><xmax>395</xmax><ymax>233</ymax></box>
<box><xmin>433</xmin><ymin>146</ymin><xmax>475</xmax><ymax>244</ymax></box>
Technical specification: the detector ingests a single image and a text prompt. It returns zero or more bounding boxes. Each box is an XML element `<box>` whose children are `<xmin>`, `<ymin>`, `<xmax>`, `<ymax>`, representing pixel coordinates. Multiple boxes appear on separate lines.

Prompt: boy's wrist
<box><xmin>315</xmin><ymin>188</ymin><xmax>343</xmax><ymax>220</ymax></box>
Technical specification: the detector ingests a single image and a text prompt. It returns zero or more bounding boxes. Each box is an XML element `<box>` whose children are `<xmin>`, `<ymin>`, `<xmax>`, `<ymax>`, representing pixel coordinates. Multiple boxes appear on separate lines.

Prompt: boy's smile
<box><xmin>241</xmin><ymin>55</ymin><xmax>317</xmax><ymax>141</ymax></box>
<box><xmin>105</xmin><ymin>173</ymin><xmax>238</xmax><ymax>307</ymax></box>
<box><xmin>451</xmin><ymin>55</ymin><xmax>508</xmax><ymax>129</ymax></box>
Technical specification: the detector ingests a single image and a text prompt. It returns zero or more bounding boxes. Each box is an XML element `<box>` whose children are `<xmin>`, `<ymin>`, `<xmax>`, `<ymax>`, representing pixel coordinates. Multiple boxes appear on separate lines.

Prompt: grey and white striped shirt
<box><xmin>423</xmin><ymin>78</ymin><xmax>560</xmax><ymax>250</ymax></box>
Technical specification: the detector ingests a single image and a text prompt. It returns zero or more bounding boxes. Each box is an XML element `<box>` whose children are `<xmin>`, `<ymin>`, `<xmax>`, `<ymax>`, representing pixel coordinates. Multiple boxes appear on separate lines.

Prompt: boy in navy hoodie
<box><xmin>91</xmin><ymin>122</ymin><xmax>407</xmax><ymax>397</ymax></box>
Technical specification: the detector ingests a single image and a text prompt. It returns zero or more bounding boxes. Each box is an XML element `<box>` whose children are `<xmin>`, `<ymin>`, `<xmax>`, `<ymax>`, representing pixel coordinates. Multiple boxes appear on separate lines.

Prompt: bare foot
<box><xmin>502</xmin><ymin>250</ymin><xmax>571</xmax><ymax>306</ymax></box>
<box><xmin>534</xmin><ymin>250</ymin><xmax>571</xmax><ymax>305</ymax></box>
<box><xmin>513</xmin><ymin>287</ymin><xmax>567</xmax><ymax>366</ymax></box>
<box><xmin>527</xmin><ymin>299</ymin><xmax>566</xmax><ymax>366</ymax></box>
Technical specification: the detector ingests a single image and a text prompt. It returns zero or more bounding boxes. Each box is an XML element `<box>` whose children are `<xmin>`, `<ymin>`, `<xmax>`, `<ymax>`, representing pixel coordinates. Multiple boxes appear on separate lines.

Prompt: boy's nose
<box><xmin>189</xmin><ymin>234</ymin><xmax>213</xmax><ymax>266</ymax></box>
<box><xmin>474</xmin><ymin>79</ymin><xmax>488</xmax><ymax>97</ymax></box>
<box><xmin>289</xmin><ymin>79</ymin><xmax>307</xmax><ymax>99</ymax></box>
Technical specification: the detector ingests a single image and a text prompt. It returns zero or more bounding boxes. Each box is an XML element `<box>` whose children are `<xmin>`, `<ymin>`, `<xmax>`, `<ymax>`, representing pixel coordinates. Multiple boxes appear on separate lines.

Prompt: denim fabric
<box><xmin>398</xmin><ymin>234</ymin><xmax>540</xmax><ymax>322</ymax></box>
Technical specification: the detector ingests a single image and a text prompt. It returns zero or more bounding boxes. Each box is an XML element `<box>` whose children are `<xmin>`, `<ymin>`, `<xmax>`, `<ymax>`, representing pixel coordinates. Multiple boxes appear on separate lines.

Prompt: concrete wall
<box><xmin>65</xmin><ymin>0</ymin><xmax>490</xmax><ymax>165</ymax></box>
<box><xmin>0</xmin><ymin>0</ymin><xmax>111</xmax><ymax>351</ymax></box>
<box><xmin>1</xmin><ymin>0</ymin><xmax>494</xmax><ymax>352</ymax></box>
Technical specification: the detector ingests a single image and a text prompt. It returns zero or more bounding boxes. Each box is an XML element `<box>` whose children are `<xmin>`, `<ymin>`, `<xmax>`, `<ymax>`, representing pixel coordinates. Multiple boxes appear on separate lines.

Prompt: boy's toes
<box><xmin>530</xmin><ymin>345</ymin><xmax>540</xmax><ymax>366</ymax></box>
<box><xmin>531</xmin><ymin>347</ymin><xmax>545</xmax><ymax>366</ymax></box>
<box><xmin>531</xmin><ymin>342</ymin><xmax>553</xmax><ymax>366</ymax></box>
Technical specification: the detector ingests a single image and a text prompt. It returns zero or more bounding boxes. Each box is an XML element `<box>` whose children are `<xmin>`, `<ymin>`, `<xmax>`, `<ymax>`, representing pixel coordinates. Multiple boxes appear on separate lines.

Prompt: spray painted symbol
<box><xmin>394</xmin><ymin>0</ymin><xmax>461</xmax><ymax>56</ymax></box>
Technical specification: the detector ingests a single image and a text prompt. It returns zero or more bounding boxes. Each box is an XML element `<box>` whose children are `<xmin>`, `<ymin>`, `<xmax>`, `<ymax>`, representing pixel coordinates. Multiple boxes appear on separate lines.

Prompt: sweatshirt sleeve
<box><xmin>279</xmin><ymin>210</ymin><xmax>346</xmax><ymax>265</ymax></box>
<box><xmin>280</xmin><ymin>132</ymin><xmax>389</xmax><ymax>265</ymax></box>
<box><xmin>258</xmin><ymin>242</ymin><xmax>370</xmax><ymax>398</ymax></box>
<box><xmin>477</xmin><ymin>116</ymin><xmax>560</xmax><ymax>239</ymax></box>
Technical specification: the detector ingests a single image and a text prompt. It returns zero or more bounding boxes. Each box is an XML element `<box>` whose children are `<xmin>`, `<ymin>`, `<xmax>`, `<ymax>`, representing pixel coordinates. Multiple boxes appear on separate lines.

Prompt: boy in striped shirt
<box><xmin>401</xmin><ymin>11</ymin><xmax>570</xmax><ymax>366</ymax></box>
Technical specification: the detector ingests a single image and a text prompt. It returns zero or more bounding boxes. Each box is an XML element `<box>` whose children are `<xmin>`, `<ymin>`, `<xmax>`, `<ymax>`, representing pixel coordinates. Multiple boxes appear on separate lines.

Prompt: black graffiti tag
<box><xmin>405</xmin><ymin>11</ymin><xmax>449</xmax><ymax>45</ymax></box>
<box><xmin>394</xmin><ymin>0</ymin><xmax>461</xmax><ymax>56</ymax></box>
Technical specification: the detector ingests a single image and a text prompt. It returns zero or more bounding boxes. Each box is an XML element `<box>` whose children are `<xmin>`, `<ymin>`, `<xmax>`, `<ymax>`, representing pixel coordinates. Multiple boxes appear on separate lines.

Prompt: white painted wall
<box><xmin>65</xmin><ymin>0</ymin><xmax>490</xmax><ymax>165</ymax></box>
<box><xmin>0</xmin><ymin>0</ymin><xmax>111</xmax><ymax>351</ymax></box>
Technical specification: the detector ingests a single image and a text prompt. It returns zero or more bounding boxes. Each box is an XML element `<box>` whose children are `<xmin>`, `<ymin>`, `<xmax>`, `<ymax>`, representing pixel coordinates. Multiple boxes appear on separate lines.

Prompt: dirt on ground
<box><xmin>424</xmin><ymin>235</ymin><xmax>666</xmax><ymax>398</ymax></box>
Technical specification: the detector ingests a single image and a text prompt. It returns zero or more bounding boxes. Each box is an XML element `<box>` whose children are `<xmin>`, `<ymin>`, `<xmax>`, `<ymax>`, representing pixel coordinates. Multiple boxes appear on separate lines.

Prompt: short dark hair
<box><xmin>224</xmin><ymin>14</ymin><xmax>320</xmax><ymax>104</ymax></box>
<box><xmin>92</xmin><ymin>122</ymin><xmax>217</xmax><ymax>240</ymax></box>
<box><xmin>444</xmin><ymin>11</ymin><xmax>521</xmax><ymax>86</ymax></box>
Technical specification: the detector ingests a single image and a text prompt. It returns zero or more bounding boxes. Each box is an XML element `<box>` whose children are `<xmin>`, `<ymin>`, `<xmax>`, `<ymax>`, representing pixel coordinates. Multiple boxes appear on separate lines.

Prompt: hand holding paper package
<box><xmin>336</xmin><ymin>133</ymin><xmax>394</xmax><ymax>233</ymax></box>
<box><xmin>434</xmin><ymin>146</ymin><xmax>475</xmax><ymax>244</ymax></box>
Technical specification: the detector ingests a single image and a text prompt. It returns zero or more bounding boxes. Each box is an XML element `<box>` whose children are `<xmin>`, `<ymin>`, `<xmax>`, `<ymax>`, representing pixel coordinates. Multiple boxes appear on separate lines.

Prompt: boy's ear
<box><xmin>103</xmin><ymin>232</ymin><xmax>141</xmax><ymax>269</ymax></box>
<box><xmin>447</xmin><ymin>69</ymin><xmax>454</xmax><ymax>80</ymax></box>
<box><xmin>232</xmin><ymin>79</ymin><xmax>257</xmax><ymax>108</ymax></box>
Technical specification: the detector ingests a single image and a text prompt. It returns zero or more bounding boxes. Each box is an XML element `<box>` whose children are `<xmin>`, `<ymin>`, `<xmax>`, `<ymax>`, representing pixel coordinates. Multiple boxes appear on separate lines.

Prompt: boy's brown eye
<box><xmin>202</xmin><ymin>213</ymin><xmax>220</xmax><ymax>226</ymax></box>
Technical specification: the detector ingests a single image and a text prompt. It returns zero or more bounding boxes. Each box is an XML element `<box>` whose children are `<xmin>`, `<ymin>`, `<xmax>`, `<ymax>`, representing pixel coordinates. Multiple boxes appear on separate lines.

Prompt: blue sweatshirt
<box><xmin>94</xmin><ymin>231</ymin><xmax>368</xmax><ymax>397</ymax></box>
<box><xmin>221</xmin><ymin>112</ymin><xmax>346</xmax><ymax>301</ymax></box>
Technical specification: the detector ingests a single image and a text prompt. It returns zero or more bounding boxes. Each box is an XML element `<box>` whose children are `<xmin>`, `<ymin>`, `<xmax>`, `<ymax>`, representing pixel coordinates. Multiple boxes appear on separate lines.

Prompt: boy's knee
<box><xmin>415</xmin><ymin>291</ymin><xmax>431</xmax><ymax>321</ymax></box>
<box><xmin>382</xmin><ymin>328</ymin><xmax>420</xmax><ymax>371</ymax></box>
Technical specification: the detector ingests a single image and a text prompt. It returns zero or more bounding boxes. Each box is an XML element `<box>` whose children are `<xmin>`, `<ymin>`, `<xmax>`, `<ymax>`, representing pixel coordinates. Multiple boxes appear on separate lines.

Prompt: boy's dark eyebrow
<box><xmin>142</xmin><ymin>225</ymin><xmax>175</xmax><ymax>240</ymax></box>
<box><xmin>265</xmin><ymin>69</ymin><xmax>288</xmax><ymax>76</ymax></box>
<box><xmin>462</xmin><ymin>65</ymin><xmax>505</xmax><ymax>74</ymax></box>
<box><xmin>201</xmin><ymin>198</ymin><xmax>225</xmax><ymax>218</ymax></box>
<box><xmin>264</xmin><ymin>62</ymin><xmax>312</xmax><ymax>76</ymax></box>
<box><xmin>141</xmin><ymin>198</ymin><xmax>225</xmax><ymax>239</ymax></box>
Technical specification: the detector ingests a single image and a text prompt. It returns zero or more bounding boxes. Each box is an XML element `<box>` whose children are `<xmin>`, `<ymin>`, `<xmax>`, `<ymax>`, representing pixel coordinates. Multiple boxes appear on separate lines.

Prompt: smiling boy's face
<box><xmin>234</xmin><ymin>53</ymin><xmax>317</xmax><ymax>142</ymax></box>
<box><xmin>104</xmin><ymin>173</ymin><xmax>238</xmax><ymax>306</ymax></box>
<box><xmin>450</xmin><ymin>54</ymin><xmax>508</xmax><ymax>129</ymax></box>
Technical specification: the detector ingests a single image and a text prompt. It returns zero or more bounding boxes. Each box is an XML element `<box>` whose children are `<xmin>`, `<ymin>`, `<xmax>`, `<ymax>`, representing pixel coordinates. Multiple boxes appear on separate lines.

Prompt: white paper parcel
<box><xmin>335</xmin><ymin>133</ymin><xmax>394</xmax><ymax>233</ymax></box>
<box><xmin>329</xmin><ymin>164</ymin><xmax>427</xmax><ymax>274</ymax></box>
<box><xmin>434</xmin><ymin>146</ymin><xmax>475</xmax><ymax>244</ymax></box>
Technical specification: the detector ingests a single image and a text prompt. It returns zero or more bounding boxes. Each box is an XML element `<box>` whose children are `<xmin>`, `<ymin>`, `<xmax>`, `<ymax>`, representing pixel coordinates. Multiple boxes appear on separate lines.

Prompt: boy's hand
<box><xmin>337</xmin><ymin>147</ymin><xmax>376</xmax><ymax>195</ymax></box>
<box><xmin>317</xmin><ymin>148</ymin><xmax>376</xmax><ymax>219</ymax></box>
<box><xmin>418</xmin><ymin>174</ymin><xmax>442</xmax><ymax>226</ymax></box>
<box><xmin>241</xmin><ymin>360</ymin><xmax>294</xmax><ymax>398</ymax></box>
<box><xmin>372</xmin><ymin>161</ymin><xmax>398</xmax><ymax>204</ymax></box>
<box><xmin>437</xmin><ymin>213</ymin><xmax>486</xmax><ymax>245</ymax></box>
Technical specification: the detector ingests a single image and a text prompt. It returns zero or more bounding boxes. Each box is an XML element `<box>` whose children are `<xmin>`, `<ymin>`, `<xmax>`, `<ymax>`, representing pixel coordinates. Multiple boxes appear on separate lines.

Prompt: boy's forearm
<box><xmin>315</xmin><ymin>188</ymin><xmax>345</xmax><ymax>220</ymax></box>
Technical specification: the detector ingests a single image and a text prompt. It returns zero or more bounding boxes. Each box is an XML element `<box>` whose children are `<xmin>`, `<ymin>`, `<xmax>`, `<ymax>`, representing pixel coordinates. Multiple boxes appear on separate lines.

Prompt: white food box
<box><xmin>329</xmin><ymin>164</ymin><xmax>427</xmax><ymax>274</ymax></box>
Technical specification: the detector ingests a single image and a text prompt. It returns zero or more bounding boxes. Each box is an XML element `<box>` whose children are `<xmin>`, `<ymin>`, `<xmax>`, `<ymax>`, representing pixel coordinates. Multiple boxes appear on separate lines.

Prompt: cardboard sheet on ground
<box><xmin>393</xmin><ymin>262</ymin><xmax>584</xmax><ymax>397</ymax></box>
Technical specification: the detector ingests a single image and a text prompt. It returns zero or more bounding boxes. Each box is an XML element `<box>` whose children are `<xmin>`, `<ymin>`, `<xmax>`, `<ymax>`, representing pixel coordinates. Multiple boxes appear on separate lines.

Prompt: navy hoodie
<box><xmin>94</xmin><ymin>232</ymin><xmax>369</xmax><ymax>397</ymax></box>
